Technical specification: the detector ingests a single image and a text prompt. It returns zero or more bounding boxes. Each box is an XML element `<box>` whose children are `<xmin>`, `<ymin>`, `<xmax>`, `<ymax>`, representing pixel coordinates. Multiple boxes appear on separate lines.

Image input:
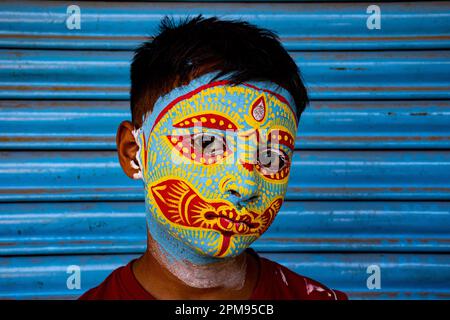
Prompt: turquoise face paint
<box><xmin>134</xmin><ymin>72</ymin><xmax>298</xmax><ymax>265</ymax></box>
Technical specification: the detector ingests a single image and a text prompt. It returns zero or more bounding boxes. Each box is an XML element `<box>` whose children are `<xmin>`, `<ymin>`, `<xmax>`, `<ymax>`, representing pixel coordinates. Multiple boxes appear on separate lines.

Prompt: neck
<box><xmin>148</xmin><ymin>234</ymin><xmax>247</xmax><ymax>289</ymax></box>
<box><xmin>132</xmin><ymin>231</ymin><xmax>259</xmax><ymax>299</ymax></box>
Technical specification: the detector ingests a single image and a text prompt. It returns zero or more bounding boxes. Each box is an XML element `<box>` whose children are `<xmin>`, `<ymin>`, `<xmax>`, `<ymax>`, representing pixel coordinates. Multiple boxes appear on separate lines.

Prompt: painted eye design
<box><xmin>256</xmin><ymin>148</ymin><xmax>291</xmax><ymax>180</ymax></box>
<box><xmin>268</xmin><ymin>129</ymin><xmax>295</xmax><ymax>150</ymax></box>
<box><xmin>192</xmin><ymin>132</ymin><xmax>226</xmax><ymax>157</ymax></box>
<box><xmin>167</xmin><ymin>133</ymin><xmax>231</xmax><ymax>165</ymax></box>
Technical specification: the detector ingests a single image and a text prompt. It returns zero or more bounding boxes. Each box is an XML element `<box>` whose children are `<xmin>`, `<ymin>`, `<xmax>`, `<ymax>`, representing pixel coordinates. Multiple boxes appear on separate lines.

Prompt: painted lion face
<box><xmin>135</xmin><ymin>72</ymin><xmax>298</xmax><ymax>261</ymax></box>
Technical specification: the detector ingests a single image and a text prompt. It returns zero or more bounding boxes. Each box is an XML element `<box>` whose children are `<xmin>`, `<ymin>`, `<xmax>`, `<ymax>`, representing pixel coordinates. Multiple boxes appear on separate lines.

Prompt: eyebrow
<box><xmin>173</xmin><ymin>113</ymin><xmax>238</xmax><ymax>131</ymax></box>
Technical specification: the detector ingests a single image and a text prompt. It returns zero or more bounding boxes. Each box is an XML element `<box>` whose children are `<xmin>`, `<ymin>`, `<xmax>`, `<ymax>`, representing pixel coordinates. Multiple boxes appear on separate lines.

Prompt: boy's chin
<box><xmin>190</xmin><ymin>245</ymin><xmax>247</xmax><ymax>260</ymax></box>
<box><xmin>150</xmin><ymin>217</ymin><xmax>259</xmax><ymax>261</ymax></box>
<box><xmin>181</xmin><ymin>235</ymin><xmax>255</xmax><ymax>261</ymax></box>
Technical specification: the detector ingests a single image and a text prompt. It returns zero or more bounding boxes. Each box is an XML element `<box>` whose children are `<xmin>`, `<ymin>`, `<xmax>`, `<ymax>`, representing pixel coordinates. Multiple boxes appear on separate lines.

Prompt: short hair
<box><xmin>130</xmin><ymin>15</ymin><xmax>309</xmax><ymax>128</ymax></box>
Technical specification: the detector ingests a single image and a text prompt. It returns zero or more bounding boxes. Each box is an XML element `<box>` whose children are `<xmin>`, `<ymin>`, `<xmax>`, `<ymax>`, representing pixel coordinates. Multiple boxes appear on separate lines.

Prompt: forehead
<box><xmin>144</xmin><ymin>79</ymin><xmax>298</xmax><ymax>136</ymax></box>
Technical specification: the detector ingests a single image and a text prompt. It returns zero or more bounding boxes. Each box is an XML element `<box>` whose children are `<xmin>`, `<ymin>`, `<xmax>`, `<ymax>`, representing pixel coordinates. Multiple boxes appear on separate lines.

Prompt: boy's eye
<box><xmin>192</xmin><ymin>133</ymin><xmax>226</xmax><ymax>157</ymax></box>
<box><xmin>256</xmin><ymin>148</ymin><xmax>290</xmax><ymax>180</ymax></box>
<box><xmin>166</xmin><ymin>133</ymin><xmax>230</xmax><ymax>165</ymax></box>
<box><xmin>257</xmin><ymin>149</ymin><xmax>286</xmax><ymax>171</ymax></box>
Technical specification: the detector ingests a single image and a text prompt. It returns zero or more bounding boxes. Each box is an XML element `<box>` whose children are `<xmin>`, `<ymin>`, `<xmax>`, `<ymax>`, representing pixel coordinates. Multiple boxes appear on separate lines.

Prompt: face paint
<box><xmin>134</xmin><ymin>72</ymin><xmax>298</xmax><ymax>265</ymax></box>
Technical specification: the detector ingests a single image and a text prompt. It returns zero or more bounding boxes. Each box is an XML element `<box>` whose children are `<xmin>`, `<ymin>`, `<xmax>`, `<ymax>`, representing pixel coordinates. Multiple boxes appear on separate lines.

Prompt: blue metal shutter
<box><xmin>0</xmin><ymin>1</ymin><xmax>449</xmax><ymax>299</ymax></box>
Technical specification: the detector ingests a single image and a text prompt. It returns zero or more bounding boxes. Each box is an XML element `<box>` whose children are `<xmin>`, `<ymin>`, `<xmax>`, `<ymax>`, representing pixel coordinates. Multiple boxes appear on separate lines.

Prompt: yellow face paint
<box><xmin>134</xmin><ymin>72</ymin><xmax>298</xmax><ymax>264</ymax></box>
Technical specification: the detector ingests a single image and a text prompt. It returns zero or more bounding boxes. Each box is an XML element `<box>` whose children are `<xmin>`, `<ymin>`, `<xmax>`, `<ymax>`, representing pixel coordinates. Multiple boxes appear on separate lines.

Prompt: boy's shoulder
<box><xmin>252</xmin><ymin>252</ymin><xmax>347</xmax><ymax>300</ymax></box>
<box><xmin>78</xmin><ymin>259</ymin><xmax>154</xmax><ymax>300</ymax></box>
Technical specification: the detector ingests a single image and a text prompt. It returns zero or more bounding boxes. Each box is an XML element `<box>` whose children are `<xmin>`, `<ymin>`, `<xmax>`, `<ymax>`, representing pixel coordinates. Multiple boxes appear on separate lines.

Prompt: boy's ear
<box><xmin>116</xmin><ymin>120</ymin><xmax>141</xmax><ymax>179</ymax></box>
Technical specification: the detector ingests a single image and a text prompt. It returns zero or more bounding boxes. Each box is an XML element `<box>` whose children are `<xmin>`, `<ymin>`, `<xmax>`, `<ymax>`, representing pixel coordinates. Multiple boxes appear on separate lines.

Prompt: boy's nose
<box><xmin>226</xmin><ymin>177</ymin><xmax>259</xmax><ymax>208</ymax></box>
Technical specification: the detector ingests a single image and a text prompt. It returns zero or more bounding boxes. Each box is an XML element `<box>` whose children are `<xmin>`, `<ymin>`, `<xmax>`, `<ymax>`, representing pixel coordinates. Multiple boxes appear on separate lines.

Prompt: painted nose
<box><xmin>226</xmin><ymin>178</ymin><xmax>259</xmax><ymax>208</ymax></box>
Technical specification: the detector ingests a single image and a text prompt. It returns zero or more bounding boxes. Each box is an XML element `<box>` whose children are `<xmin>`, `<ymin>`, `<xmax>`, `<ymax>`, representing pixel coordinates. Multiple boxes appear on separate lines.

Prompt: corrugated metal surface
<box><xmin>1</xmin><ymin>151</ymin><xmax>450</xmax><ymax>201</ymax></box>
<box><xmin>1</xmin><ymin>201</ymin><xmax>450</xmax><ymax>255</ymax></box>
<box><xmin>2</xmin><ymin>100</ymin><xmax>450</xmax><ymax>150</ymax></box>
<box><xmin>2</xmin><ymin>50</ymin><xmax>449</xmax><ymax>99</ymax></box>
<box><xmin>2</xmin><ymin>254</ymin><xmax>450</xmax><ymax>299</ymax></box>
<box><xmin>1</xmin><ymin>1</ymin><xmax>449</xmax><ymax>50</ymax></box>
<box><xmin>0</xmin><ymin>1</ymin><xmax>449</xmax><ymax>300</ymax></box>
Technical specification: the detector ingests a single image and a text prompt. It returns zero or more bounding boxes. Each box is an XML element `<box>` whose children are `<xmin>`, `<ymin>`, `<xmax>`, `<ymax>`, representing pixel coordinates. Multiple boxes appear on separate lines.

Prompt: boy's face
<box><xmin>134</xmin><ymin>73</ymin><xmax>297</xmax><ymax>263</ymax></box>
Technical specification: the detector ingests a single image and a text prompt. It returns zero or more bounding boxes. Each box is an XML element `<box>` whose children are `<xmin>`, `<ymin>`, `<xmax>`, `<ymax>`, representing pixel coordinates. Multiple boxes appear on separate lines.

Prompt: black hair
<box><xmin>130</xmin><ymin>15</ymin><xmax>308</xmax><ymax>127</ymax></box>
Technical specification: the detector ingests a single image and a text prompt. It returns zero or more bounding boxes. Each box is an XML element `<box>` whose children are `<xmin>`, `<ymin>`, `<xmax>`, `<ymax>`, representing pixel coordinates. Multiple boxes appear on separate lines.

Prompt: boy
<box><xmin>80</xmin><ymin>16</ymin><xmax>347</xmax><ymax>300</ymax></box>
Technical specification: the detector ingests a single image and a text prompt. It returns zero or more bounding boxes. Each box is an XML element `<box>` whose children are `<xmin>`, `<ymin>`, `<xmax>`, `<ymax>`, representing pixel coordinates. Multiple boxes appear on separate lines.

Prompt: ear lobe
<box><xmin>116</xmin><ymin>120</ymin><xmax>142</xmax><ymax>179</ymax></box>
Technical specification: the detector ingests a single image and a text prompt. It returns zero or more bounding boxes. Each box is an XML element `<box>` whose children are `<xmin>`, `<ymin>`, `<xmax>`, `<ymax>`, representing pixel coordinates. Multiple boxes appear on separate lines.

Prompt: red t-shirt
<box><xmin>79</xmin><ymin>249</ymin><xmax>347</xmax><ymax>300</ymax></box>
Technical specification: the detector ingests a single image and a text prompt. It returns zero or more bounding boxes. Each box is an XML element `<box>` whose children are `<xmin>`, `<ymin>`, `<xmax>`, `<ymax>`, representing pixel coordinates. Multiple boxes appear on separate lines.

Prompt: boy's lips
<box><xmin>204</xmin><ymin>210</ymin><xmax>258</xmax><ymax>233</ymax></box>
